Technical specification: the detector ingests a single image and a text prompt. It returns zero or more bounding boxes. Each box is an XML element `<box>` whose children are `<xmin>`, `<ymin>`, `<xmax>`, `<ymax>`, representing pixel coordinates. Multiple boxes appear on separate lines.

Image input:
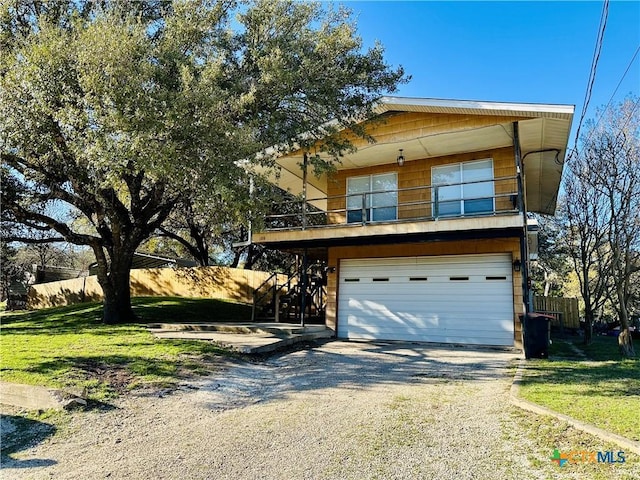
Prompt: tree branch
<box><xmin>5</xmin><ymin>236</ymin><xmax>66</xmax><ymax>244</ymax></box>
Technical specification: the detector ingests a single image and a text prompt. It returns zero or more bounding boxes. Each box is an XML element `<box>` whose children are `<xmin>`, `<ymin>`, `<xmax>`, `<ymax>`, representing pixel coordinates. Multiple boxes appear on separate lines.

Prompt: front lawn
<box><xmin>518</xmin><ymin>335</ymin><xmax>640</xmax><ymax>441</ymax></box>
<box><xmin>0</xmin><ymin>297</ymin><xmax>251</xmax><ymax>400</ymax></box>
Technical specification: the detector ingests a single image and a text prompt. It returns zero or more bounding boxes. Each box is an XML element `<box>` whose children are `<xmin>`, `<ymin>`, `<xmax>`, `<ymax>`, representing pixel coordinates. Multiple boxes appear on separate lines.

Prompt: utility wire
<box><xmin>569</xmin><ymin>0</ymin><xmax>610</xmax><ymax>160</ymax></box>
<box><xmin>546</xmin><ymin>0</ymin><xmax>610</xmax><ymax>214</ymax></box>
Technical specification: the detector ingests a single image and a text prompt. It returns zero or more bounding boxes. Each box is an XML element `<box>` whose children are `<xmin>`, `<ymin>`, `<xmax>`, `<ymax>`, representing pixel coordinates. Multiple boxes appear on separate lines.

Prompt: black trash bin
<box><xmin>520</xmin><ymin>313</ymin><xmax>552</xmax><ymax>359</ymax></box>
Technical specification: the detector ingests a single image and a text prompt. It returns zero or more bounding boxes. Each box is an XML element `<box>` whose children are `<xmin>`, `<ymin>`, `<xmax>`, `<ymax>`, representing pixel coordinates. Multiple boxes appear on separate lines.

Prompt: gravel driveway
<box><xmin>2</xmin><ymin>341</ymin><xmax>547</xmax><ymax>479</ymax></box>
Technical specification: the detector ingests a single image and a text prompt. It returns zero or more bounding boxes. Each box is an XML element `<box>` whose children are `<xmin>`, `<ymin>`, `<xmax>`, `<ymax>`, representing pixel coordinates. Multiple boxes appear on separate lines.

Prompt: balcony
<box><xmin>253</xmin><ymin>176</ymin><xmax>525</xmax><ymax>247</ymax></box>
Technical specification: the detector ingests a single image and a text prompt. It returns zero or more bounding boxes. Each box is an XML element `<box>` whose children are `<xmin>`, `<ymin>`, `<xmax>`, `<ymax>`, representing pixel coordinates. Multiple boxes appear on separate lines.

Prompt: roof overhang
<box><xmin>259</xmin><ymin>96</ymin><xmax>574</xmax><ymax>215</ymax></box>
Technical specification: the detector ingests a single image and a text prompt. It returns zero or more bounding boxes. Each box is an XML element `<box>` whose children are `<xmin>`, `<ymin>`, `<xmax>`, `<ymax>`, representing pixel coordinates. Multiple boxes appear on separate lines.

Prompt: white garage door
<box><xmin>337</xmin><ymin>254</ymin><xmax>514</xmax><ymax>346</ymax></box>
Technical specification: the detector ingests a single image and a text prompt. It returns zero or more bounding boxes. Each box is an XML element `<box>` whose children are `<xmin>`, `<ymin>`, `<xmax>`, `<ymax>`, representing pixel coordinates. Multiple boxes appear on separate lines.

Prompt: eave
<box><xmin>257</xmin><ymin>96</ymin><xmax>574</xmax><ymax>215</ymax></box>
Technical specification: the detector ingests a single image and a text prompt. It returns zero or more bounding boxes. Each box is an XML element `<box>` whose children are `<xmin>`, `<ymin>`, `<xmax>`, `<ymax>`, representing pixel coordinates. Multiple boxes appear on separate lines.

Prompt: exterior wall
<box><xmin>326</xmin><ymin>146</ymin><xmax>517</xmax><ymax>224</ymax></box>
<box><xmin>27</xmin><ymin>266</ymin><xmax>280</xmax><ymax>310</ymax></box>
<box><xmin>325</xmin><ymin>238</ymin><xmax>524</xmax><ymax>349</ymax></box>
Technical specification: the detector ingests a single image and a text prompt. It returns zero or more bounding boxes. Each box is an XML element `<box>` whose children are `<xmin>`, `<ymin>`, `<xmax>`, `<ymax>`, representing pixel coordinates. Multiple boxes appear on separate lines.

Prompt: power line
<box><xmin>569</xmin><ymin>0</ymin><xmax>610</xmax><ymax>160</ymax></box>
<box><xmin>549</xmin><ymin>0</ymin><xmax>611</xmax><ymax>214</ymax></box>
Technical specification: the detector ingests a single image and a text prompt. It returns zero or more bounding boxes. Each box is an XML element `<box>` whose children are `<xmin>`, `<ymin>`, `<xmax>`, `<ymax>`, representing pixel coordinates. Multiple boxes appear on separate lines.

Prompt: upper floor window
<box><xmin>347</xmin><ymin>172</ymin><xmax>397</xmax><ymax>223</ymax></box>
<box><xmin>432</xmin><ymin>159</ymin><xmax>494</xmax><ymax>217</ymax></box>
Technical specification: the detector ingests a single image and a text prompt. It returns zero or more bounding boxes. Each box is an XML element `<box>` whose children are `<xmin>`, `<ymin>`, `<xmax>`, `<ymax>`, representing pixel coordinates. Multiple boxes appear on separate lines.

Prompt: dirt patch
<box><xmin>76</xmin><ymin>360</ymin><xmax>136</xmax><ymax>395</ymax></box>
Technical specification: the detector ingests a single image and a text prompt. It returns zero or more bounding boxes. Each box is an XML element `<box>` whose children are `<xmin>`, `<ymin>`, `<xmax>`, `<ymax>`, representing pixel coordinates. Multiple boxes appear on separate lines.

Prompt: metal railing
<box><xmin>264</xmin><ymin>175</ymin><xmax>520</xmax><ymax>231</ymax></box>
<box><xmin>251</xmin><ymin>262</ymin><xmax>327</xmax><ymax>322</ymax></box>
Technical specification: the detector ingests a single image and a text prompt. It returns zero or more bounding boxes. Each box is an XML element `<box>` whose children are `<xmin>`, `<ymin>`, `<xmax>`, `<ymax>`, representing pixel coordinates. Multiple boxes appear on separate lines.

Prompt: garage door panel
<box><xmin>345</xmin><ymin>310</ymin><xmax>513</xmax><ymax>330</ymax></box>
<box><xmin>338</xmin><ymin>254</ymin><xmax>514</xmax><ymax>346</ymax></box>
<box><xmin>343</xmin><ymin>326</ymin><xmax>514</xmax><ymax>345</ymax></box>
<box><xmin>341</xmin><ymin>299</ymin><xmax>511</xmax><ymax>317</ymax></box>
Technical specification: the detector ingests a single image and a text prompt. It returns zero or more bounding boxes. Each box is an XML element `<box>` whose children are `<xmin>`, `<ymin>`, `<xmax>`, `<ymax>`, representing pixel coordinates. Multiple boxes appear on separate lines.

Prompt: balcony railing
<box><xmin>265</xmin><ymin>175</ymin><xmax>520</xmax><ymax>231</ymax></box>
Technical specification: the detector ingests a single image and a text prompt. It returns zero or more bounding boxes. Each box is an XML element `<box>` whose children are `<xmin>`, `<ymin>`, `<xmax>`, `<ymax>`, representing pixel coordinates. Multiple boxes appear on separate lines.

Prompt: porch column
<box><xmin>299</xmin><ymin>248</ymin><xmax>308</xmax><ymax>327</ymax></box>
<box><xmin>513</xmin><ymin>121</ymin><xmax>532</xmax><ymax>313</ymax></box>
<box><xmin>302</xmin><ymin>152</ymin><xmax>308</xmax><ymax>230</ymax></box>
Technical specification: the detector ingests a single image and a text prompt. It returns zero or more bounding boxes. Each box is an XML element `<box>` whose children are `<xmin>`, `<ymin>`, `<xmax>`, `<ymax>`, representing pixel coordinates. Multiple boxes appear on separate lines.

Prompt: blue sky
<box><xmin>341</xmin><ymin>1</ymin><xmax>640</xmax><ymax>150</ymax></box>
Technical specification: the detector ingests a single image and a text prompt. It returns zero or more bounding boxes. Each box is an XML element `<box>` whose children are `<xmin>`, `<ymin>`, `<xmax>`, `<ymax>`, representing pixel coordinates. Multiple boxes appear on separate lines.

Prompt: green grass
<box><xmin>0</xmin><ymin>297</ymin><xmax>251</xmax><ymax>401</ymax></box>
<box><xmin>510</xmin><ymin>408</ymin><xmax>640</xmax><ymax>479</ymax></box>
<box><xmin>519</xmin><ymin>335</ymin><xmax>640</xmax><ymax>441</ymax></box>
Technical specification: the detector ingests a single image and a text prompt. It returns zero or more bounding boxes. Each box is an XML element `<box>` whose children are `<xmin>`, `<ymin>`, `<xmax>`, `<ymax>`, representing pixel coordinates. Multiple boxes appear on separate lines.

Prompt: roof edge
<box><xmin>376</xmin><ymin>96</ymin><xmax>575</xmax><ymax>119</ymax></box>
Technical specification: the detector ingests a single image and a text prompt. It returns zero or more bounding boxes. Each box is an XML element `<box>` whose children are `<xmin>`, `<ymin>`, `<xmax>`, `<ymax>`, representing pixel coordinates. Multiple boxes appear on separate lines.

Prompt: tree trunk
<box><xmin>543</xmin><ymin>269</ymin><xmax>551</xmax><ymax>297</ymax></box>
<box><xmin>616</xmin><ymin>284</ymin><xmax>635</xmax><ymax>357</ymax></box>
<box><xmin>583</xmin><ymin>305</ymin><xmax>594</xmax><ymax>346</ymax></box>
<box><xmin>618</xmin><ymin>329</ymin><xmax>635</xmax><ymax>358</ymax></box>
<box><xmin>102</xmin><ymin>281</ymin><xmax>136</xmax><ymax>324</ymax></box>
<box><xmin>93</xmin><ymin>245</ymin><xmax>137</xmax><ymax>324</ymax></box>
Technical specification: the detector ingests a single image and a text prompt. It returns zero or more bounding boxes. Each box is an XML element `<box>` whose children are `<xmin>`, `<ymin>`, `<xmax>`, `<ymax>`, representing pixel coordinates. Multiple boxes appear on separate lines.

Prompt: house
<box><xmin>251</xmin><ymin>97</ymin><xmax>574</xmax><ymax>349</ymax></box>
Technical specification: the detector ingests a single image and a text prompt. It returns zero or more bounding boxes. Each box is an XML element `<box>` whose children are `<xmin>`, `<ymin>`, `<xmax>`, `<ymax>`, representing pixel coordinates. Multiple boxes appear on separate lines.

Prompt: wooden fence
<box><xmin>27</xmin><ymin>266</ymin><xmax>283</xmax><ymax>310</ymax></box>
<box><xmin>533</xmin><ymin>295</ymin><xmax>580</xmax><ymax>330</ymax></box>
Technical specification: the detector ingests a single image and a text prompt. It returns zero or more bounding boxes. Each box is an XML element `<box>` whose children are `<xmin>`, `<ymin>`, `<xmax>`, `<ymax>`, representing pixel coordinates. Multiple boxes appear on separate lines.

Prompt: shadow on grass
<box><xmin>0</xmin><ymin>297</ymin><xmax>253</xmax><ymax>337</ymax></box>
<box><xmin>520</xmin><ymin>356</ymin><xmax>640</xmax><ymax>398</ymax></box>
<box><xmin>0</xmin><ymin>414</ymin><xmax>57</xmax><ymax>470</ymax></box>
<box><xmin>133</xmin><ymin>297</ymin><xmax>252</xmax><ymax>324</ymax></box>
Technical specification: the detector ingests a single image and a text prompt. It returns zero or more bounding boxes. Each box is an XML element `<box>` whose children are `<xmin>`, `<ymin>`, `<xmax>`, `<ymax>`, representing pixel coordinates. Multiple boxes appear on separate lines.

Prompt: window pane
<box><xmin>438</xmin><ymin>200</ymin><xmax>461</xmax><ymax>216</ymax></box>
<box><xmin>372</xmin><ymin>206</ymin><xmax>396</xmax><ymax>221</ymax></box>
<box><xmin>437</xmin><ymin>184</ymin><xmax>461</xmax><ymax>202</ymax></box>
<box><xmin>432</xmin><ymin>164</ymin><xmax>461</xmax><ymax>185</ymax></box>
<box><xmin>347</xmin><ymin>193</ymin><xmax>367</xmax><ymax>211</ymax></box>
<box><xmin>347</xmin><ymin>176</ymin><xmax>369</xmax><ymax>211</ymax></box>
<box><xmin>462</xmin><ymin>160</ymin><xmax>493</xmax><ymax>182</ymax></box>
<box><xmin>347</xmin><ymin>176</ymin><xmax>370</xmax><ymax>193</ymax></box>
<box><xmin>464</xmin><ymin>180</ymin><xmax>493</xmax><ymax>200</ymax></box>
<box><xmin>371</xmin><ymin>174</ymin><xmax>397</xmax><ymax>209</ymax></box>
<box><xmin>372</xmin><ymin>173</ymin><xmax>397</xmax><ymax>192</ymax></box>
<box><xmin>372</xmin><ymin>174</ymin><xmax>397</xmax><ymax>221</ymax></box>
<box><xmin>462</xmin><ymin>160</ymin><xmax>493</xmax><ymax>214</ymax></box>
<box><xmin>432</xmin><ymin>165</ymin><xmax>461</xmax><ymax>217</ymax></box>
<box><xmin>347</xmin><ymin>209</ymin><xmax>370</xmax><ymax>223</ymax></box>
<box><xmin>371</xmin><ymin>190</ymin><xmax>396</xmax><ymax>207</ymax></box>
<box><xmin>464</xmin><ymin>198</ymin><xmax>494</xmax><ymax>214</ymax></box>
<box><xmin>346</xmin><ymin>173</ymin><xmax>397</xmax><ymax>223</ymax></box>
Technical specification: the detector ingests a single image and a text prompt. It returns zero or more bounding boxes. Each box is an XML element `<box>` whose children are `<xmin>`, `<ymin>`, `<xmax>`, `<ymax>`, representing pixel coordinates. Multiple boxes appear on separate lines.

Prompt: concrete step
<box><xmin>149</xmin><ymin>328</ymin><xmax>334</xmax><ymax>354</ymax></box>
<box><xmin>146</xmin><ymin>322</ymin><xmax>328</xmax><ymax>336</ymax></box>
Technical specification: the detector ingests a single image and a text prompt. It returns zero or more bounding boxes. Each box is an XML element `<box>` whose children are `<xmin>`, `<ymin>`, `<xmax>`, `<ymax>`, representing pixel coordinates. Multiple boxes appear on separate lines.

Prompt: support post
<box><xmin>299</xmin><ymin>249</ymin><xmax>308</xmax><ymax>327</ymax></box>
<box><xmin>302</xmin><ymin>152</ymin><xmax>308</xmax><ymax>230</ymax></box>
<box><xmin>433</xmin><ymin>186</ymin><xmax>439</xmax><ymax>219</ymax></box>
<box><xmin>361</xmin><ymin>193</ymin><xmax>367</xmax><ymax>225</ymax></box>
<box><xmin>513</xmin><ymin>121</ymin><xmax>532</xmax><ymax>313</ymax></box>
<box><xmin>274</xmin><ymin>291</ymin><xmax>280</xmax><ymax>323</ymax></box>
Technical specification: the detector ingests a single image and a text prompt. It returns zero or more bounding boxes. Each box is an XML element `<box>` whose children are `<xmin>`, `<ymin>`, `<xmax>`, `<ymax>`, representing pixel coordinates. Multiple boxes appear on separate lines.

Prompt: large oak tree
<box><xmin>1</xmin><ymin>0</ymin><xmax>405</xmax><ymax>323</ymax></box>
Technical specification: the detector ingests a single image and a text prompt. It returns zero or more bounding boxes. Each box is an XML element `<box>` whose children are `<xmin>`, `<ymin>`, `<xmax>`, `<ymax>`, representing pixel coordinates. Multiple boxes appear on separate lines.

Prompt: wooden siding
<box><xmin>325</xmin><ymin>238</ymin><xmax>524</xmax><ymax>350</ymax></box>
<box><xmin>327</xmin><ymin>147</ymin><xmax>517</xmax><ymax>224</ymax></box>
<box><xmin>333</xmin><ymin>111</ymin><xmax>529</xmax><ymax>150</ymax></box>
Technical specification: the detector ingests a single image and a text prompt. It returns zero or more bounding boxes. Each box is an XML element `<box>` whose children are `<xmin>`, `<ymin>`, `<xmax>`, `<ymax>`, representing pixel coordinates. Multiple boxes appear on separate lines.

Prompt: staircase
<box><xmin>252</xmin><ymin>261</ymin><xmax>327</xmax><ymax>324</ymax></box>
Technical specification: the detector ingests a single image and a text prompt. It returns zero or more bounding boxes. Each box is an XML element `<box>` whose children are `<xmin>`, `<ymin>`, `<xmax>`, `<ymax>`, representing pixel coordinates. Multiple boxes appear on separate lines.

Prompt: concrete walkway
<box><xmin>147</xmin><ymin>322</ymin><xmax>333</xmax><ymax>354</ymax></box>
